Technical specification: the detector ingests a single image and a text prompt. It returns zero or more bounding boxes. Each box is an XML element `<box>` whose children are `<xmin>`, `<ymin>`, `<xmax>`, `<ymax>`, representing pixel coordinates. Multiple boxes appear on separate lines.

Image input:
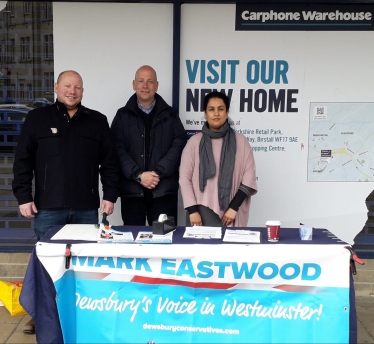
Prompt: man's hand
<box><xmin>100</xmin><ymin>200</ymin><xmax>114</xmax><ymax>215</ymax></box>
<box><xmin>19</xmin><ymin>202</ymin><xmax>38</xmax><ymax>218</ymax></box>
<box><xmin>222</xmin><ymin>208</ymin><xmax>237</xmax><ymax>226</ymax></box>
<box><xmin>140</xmin><ymin>171</ymin><xmax>160</xmax><ymax>189</ymax></box>
<box><xmin>189</xmin><ymin>212</ymin><xmax>202</xmax><ymax>226</ymax></box>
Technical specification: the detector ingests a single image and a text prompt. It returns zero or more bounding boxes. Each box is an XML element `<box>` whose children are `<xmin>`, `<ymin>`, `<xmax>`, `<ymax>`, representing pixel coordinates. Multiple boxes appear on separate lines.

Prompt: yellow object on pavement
<box><xmin>0</xmin><ymin>280</ymin><xmax>27</xmax><ymax>316</ymax></box>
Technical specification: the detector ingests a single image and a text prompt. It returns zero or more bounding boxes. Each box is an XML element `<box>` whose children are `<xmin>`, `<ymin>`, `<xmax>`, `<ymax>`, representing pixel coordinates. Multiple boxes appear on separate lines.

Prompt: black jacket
<box><xmin>12</xmin><ymin>101</ymin><xmax>119</xmax><ymax>209</ymax></box>
<box><xmin>111</xmin><ymin>93</ymin><xmax>187</xmax><ymax>198</ymax></box>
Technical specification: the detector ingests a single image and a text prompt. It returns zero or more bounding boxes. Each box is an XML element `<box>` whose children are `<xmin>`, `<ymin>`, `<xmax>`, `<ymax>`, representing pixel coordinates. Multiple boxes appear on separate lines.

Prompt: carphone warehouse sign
<box><xmin>236</xmin><ymin>4</ymin><xmax>374</xmax><ymax>31</ymax></box>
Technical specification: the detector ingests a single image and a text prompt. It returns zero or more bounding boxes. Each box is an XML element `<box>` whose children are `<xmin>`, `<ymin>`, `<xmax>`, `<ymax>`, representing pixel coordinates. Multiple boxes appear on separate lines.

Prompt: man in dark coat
<box><xmin>12</xmin><ymin>70</ymin><xmax>119</xmax><ymax>334</ymax></box>
<box><xmin>111</xmin><ymin>65</ymin><xmax>186</xmax><ymax>225</ymax></box>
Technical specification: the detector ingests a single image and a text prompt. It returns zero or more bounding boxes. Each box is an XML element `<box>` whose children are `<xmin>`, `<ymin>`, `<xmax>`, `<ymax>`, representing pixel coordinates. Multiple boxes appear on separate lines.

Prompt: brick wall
<box><xmin>0</xmin><ymin>252</ymin><xmax>31</xmax><ymax>282</ymax></box>
<box><xmin>353</xmin><ymin>258</ymin><xmax>374</xmax><ymax>297</ymax></box>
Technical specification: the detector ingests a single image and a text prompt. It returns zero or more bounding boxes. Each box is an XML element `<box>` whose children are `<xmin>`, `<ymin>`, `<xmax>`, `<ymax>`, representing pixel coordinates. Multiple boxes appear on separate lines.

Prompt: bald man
<box><xmin>12</xmin><ymin>70</ymin><xmax>119</xmax><ymax>335</ymax></box>
<box><xmin>13</xmin><ymin>70</ymin><xmax>118</xmax><ymax>240</ymax></box>
<box><xmin>111</xmin><ymin>65</ymin><xmax>186</xmax><ymax>225</ymax></box>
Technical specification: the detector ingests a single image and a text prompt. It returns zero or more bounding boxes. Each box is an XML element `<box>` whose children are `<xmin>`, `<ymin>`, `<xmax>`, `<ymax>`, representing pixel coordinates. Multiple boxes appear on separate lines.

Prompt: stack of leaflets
<box><xmin>183</xmin><ymin>226</ymin><xmax>222</xmax><ymax>239</ymax></box>
<box><xmin>135</xmin><ymin>231</ymin><xmax>173</xmax><ymax>243</ymax></box>
<box><xmin>98</xmin><ymin>226</ymin><xmax>134</xmax><ymax>243</ymax></box>
<box><xmin>223</xmin><ymin>229</ymin><xmax>261</xmax><ymax>243</ymax></box>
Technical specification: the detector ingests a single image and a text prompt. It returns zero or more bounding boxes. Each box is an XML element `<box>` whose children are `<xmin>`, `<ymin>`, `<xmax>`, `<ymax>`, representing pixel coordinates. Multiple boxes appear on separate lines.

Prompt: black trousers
<box><xmin>185</xmin><ymin>205</ymin><xmax>222</xmax><ymax>227</ymax></box>
<box><xmin>121</xmin><ymin>191</ymin><xmax>178</xmax><ymax>226</ymax></box>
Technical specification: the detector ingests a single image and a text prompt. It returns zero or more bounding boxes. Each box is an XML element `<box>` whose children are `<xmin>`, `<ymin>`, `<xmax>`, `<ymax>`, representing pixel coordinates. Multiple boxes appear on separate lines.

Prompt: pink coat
<box><xmin>179</xmin><ymin>132</ymin><xmax>257</xmax><ymax>227</ymax></box>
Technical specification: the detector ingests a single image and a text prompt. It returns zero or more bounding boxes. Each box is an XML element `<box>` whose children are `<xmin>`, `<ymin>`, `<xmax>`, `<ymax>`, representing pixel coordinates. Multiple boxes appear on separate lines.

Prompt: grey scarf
<box><xmin>199</xmin><ymin>121</ymin><xmax>236</xmax><ymax>211</ymax></box>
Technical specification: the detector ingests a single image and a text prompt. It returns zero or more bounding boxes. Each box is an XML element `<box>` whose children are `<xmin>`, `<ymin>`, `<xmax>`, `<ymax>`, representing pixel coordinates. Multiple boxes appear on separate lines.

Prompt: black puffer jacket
<box><xmin>12</xmin><ymin>101</ymin><xmax>119</xmax><ymax>209</ymax></box>
<box><xmin>110</xmin><ymin>93</ymin><xmax>187</xmax><ymax>198</ymax></box>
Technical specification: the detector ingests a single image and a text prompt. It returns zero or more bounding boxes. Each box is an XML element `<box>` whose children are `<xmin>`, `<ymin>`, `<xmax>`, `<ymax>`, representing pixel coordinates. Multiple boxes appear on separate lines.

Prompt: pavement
<box><xmin>1</xmin><ymin>296</ymin><xmax>374</xmax><ymax>343</ymax></box>
<box><xmin>356</xmin><ymin>296</ymin><xmax>374</xmax><ymax>343</ymax></box>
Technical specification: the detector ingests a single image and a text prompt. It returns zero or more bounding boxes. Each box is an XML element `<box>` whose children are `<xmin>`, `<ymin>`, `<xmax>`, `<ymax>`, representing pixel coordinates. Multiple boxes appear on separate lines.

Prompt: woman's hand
<box><xmin>222</xmin><ymin>208</ymin><xmax>237</xmax><ymax>226</ymax></box>
<box><xmin>189</xmin><ymin>212</ymin><xmax>202</xmax><ymax>226</ymax></box>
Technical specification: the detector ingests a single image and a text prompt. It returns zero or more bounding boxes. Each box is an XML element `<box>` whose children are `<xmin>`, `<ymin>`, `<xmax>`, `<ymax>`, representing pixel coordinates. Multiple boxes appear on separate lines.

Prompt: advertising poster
<box><xmin>36</xmin><ymin>242</ymin><xmax>350</xmax><ymax>343</ymax></box>
<box><xmin>179</xmin><ymin>4</ymin><xmax>374</xmax><ymax>243</ymax></box>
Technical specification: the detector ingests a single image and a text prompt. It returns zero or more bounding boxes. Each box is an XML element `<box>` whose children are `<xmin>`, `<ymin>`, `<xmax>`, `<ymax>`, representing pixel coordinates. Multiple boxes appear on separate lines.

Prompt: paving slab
<box><xmin>0</xmin><ymin>307</ymin><xmax>23</xmax><ymax>323</ymax></box>
<box><xmin>0</xmin><ymin>324</ymin><xmax>18</xmax><ymax>344</ymax></box>
<box><xmin>6</xmin><ymin>321</ymin><xmax>37</xmax><ymax>344</ymax></box>
<box><xmin>357</xmin><ymin>296</ymin><xmax>374</xmax><ymax>343</ymax></box>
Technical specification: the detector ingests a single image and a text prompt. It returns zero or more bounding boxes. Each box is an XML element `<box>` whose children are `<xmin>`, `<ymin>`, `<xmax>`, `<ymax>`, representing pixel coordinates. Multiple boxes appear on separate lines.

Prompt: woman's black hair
<box><xmin>203</xmin><ymin>91</ymin><xmax>230</xmax><ymax>112</ymax></box>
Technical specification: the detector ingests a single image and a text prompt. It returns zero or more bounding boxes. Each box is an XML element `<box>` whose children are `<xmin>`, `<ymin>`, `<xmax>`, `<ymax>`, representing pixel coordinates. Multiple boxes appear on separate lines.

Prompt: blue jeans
<box><xmin>34</xmin><ymin>208</ymin><xmax>98</xmax><ymax>241</ymax></box>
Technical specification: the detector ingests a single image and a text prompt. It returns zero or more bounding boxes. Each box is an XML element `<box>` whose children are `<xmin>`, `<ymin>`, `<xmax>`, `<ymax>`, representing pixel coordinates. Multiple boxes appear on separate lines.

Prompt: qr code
<box><xmin>313</xmin><ymin>106</ymin><xmax>327</xmax><ymax>120</ymax></box>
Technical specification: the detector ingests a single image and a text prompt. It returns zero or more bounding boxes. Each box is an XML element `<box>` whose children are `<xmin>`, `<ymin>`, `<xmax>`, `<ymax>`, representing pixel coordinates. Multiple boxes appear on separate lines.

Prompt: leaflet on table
<box><xmin>223</xmin><ymin>229</ymin><xmax>261</xmax><ymax>243</ymax></box>
<box><xmin>98</xmin><ymin>226</ymin><xmax>134</xmax><ymax>243</ymax></box>
<box><xmin>51</xmin><ymin>224</ymin><xmax>101</xmax><ymax>241</ymax></box>
<box><xmin>135</xmin><ymin>231</ymin><xmax>173</xmax><ymax>243</ymax></box>
<box><xmin>183</xmin><ymin>226</ymin><xmax>222</xmax><ymax>239</ymax></box>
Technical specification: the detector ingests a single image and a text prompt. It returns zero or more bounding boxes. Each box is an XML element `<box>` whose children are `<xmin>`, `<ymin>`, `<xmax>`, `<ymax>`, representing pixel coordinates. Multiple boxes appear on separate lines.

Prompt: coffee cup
<box><xmin>266</xmin><ymin>221</ymin><xmax>281</xmax><ymax>242</ymax></box>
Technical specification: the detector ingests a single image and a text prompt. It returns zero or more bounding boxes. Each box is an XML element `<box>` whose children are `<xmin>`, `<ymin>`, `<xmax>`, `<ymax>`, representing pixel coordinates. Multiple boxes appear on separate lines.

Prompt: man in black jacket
<box><xmin>111</xmin><ymin>65</ymin><xmax>186</xmax><ymax>225</ymax></box>
<box><xmin>13</xmin><ymin>70</ymin><xmax>118</xmax><ymax>239</ymax></box>
<box><xmin>13</xmin><ymin>71</ymin><xmax>119</xmax><ymax>334</ymax></box>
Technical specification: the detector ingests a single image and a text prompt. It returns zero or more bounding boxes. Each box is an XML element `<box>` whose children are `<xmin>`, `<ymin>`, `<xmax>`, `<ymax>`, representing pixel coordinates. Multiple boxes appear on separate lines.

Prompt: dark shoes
<box><xmin>23</xmin><ymin>318</ymin><xmax>35</xmax><ymax>334</ymax></box>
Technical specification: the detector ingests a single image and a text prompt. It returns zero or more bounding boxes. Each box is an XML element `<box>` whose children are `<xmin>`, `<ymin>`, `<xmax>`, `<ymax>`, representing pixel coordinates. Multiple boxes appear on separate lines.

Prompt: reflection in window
<box><xmin>19</xmin><ymin>84</ymin><xmax>24</xmax><ymax>100</ymax></box>
<box><xmin>8</xmin><ymin>2</ymin><xmax>14</xmax><ymax>16</ymax></box>
<box><xmin>24</xmin><ymin>2</ymin><xmax>30</xmax><ymax>15</ymax></box>
<box><xmin>9</xmin><ymin>39</ymin><xmax>15</xmax><ymax>62</ymax></box>
<box><xmin>9</xmin><ymin>84</ymin><xmax>15</xmax><ymax>101</ymax></box>
<box><xmin>0</xmin><ymin>2</ymin><xmax>54</xmax><ymax>245</ymax></box>
<box><xmin>27</xmin><ymin>84</ymin><xmax>32</xmax><ymax>100</ymax></box>
<box><xmin>21</xmin><ymin>37</ymin><xmax>31</xmax><ymax>60</ymax></box>
<box><xmin>44</xmin><ymin>34</ymin><xmax>54</xmax><ymax>60</ymax></box>
<box><xmin>44</xmin><ymin>72</ymin><xmax>54</xmax><ymax>93</ymax></box>
<box><xmin>44</xmin><ymin>2</ymin><xmax>53</xmax><ymax>20</ymax></box>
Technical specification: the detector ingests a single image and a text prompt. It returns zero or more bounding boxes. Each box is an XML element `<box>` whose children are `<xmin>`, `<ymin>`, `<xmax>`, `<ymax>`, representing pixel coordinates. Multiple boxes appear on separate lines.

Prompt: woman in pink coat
<box><xmin>179</xmin><ymin>91</ymin><xmax>257</xmax><ymax>227</ymax></box>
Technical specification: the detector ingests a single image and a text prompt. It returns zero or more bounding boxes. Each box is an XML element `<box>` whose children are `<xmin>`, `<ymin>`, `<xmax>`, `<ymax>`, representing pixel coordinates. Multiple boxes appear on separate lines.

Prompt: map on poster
<box><xmin>308</xmin><ymin>102</ymin><xmax>374</xmax><ymax>182</ymax></box>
